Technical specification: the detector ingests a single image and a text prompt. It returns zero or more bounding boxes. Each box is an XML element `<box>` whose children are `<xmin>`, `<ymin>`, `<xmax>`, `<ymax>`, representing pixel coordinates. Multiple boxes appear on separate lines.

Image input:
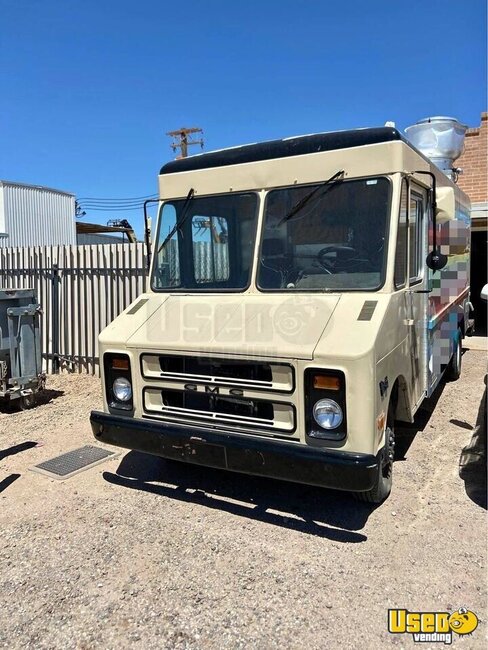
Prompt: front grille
<box><xmin>141</xmin><ymin>354</ymin><xmax>296</xmax><ymax>437</ymax></box>
<box><xmin>161</xmin><ymin>389</ymin><xmax>274</xmax><ymax>420</ymax></box>
<box><xmin>141</xmin><ymin>354</ymin><xmax>294</xmax><ymax>393</ymax></box>
<box><xmin>159</xmin><ymin>356</ymin><xmax>272</xmax><ymax>383</ymax></box>
<box><xmin>143</xmin><ymin>387</ymin><xmax>295</xmax><ymax>434</ymax></box>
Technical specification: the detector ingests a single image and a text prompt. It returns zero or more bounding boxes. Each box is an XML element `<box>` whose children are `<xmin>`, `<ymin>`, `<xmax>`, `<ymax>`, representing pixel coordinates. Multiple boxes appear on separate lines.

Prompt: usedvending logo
<box><xmin>388</xmin><ymin>607</ymin><xmax>478</xmax><ymax>644</ymax></box>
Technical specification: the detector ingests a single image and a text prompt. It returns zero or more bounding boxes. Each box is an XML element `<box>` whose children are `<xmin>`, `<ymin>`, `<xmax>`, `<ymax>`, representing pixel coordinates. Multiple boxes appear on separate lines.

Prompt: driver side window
<box><xmin>409</xmin><ymin>192</ymin><xmax>424</xmax><ymax>285</ymax></box>
<box><xmin>394</xmin><ymin>180</ymin><xmax>408</xmax><ymax>289</ymax></box>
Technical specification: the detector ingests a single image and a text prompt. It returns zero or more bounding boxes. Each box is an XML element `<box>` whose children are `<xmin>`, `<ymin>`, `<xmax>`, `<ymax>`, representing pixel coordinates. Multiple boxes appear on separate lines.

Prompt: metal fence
<box><xmin>152</xmin><ymin>240</ymin><xmax>230</xmax><ymax>288</ymax></box>
<box><xmin>193</xmin><ymin>241</ymin><xmax>229</xmax><ymax>283</ymax></box>
<box><xmin>0</xmin><ymin>244</ymin><xmax>147</xmax><ymax>374</ymax></box>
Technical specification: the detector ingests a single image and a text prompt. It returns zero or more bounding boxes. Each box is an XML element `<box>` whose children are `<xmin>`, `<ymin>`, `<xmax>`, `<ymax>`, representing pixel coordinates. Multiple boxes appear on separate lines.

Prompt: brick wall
<box><xmin>456</xmin><ymin>112</ymin><xmax>487</xmax><ymax>203</ymax></box>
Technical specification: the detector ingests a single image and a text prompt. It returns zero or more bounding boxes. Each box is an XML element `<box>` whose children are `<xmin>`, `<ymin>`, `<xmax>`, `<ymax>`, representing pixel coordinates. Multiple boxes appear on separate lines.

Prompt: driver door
<box><xmin>406</xmin><ymin>183</ymin><xmax>429</xmax><ymax>410</ymax></box>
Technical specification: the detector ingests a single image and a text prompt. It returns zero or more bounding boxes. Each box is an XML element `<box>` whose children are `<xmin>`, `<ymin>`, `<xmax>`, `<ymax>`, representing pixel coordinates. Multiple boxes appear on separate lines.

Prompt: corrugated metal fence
<box><xmin>156</xmin><ymin>240</ymin><xmax>230</xmax><ymax>286</ymax></box>
<box><xmin>0</xmin><ymin>244</ymin><xmax>147</xmax><ymax>374</ymax></box>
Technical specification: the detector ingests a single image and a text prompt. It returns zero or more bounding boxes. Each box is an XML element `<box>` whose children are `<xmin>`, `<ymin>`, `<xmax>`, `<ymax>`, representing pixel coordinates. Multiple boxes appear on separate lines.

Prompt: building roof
<box><xmin>0</xmin><ymin>179</ymin><xmax>75</xmax><ymax>197</ymax></box>
<box><xmin>76</xmin><ymin>221</ymin><xmax>137</xmax><ymax>243</ymax></box>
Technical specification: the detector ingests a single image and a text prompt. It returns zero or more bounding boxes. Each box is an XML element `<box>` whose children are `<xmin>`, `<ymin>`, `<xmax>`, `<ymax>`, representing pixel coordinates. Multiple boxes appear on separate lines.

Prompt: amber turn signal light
<box><xmin>112</xmin><ymin>357</ymin><xmax>130</xmax><ymax>371</ymax></box>
<box><xmin>313</xmin><ymin>374</ymin><xmax>341</xmax><ymax>390</ymax></box>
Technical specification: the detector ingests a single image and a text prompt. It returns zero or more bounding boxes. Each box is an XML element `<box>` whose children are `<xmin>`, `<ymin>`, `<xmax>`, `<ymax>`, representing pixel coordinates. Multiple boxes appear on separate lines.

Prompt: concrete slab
<box><xmin>464</xmin><ymin>336</ymin><xmax>488</xmax><ymax>352</ymax></box>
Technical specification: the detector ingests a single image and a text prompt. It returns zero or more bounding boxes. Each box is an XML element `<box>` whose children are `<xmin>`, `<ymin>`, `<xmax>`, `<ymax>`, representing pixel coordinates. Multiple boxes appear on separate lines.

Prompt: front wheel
<box><xmin>355</xmin><ymin>408</ymin><xmax>395</xmax><ymax>504</ymax></box>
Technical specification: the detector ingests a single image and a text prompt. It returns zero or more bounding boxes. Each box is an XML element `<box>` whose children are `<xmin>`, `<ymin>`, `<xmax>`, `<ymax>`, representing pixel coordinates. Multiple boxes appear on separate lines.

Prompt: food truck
<box><xmin>91</xmin><ymin>117</ymin><xmax>470</xmax><ymax>502</ymax></box>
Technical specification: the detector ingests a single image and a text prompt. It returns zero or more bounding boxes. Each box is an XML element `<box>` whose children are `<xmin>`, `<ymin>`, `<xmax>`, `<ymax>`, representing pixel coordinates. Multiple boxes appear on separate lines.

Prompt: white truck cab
<box><xmin>91</xmin><ymin>122</ymin><xmax>470</xmax><ymax>503</ymax></box>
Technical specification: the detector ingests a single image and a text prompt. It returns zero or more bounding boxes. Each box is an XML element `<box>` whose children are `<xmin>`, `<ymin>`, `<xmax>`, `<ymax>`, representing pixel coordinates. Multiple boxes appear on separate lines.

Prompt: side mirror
<box><xmin>426</xmin><ymin>250</ymin><xmax>448</xmax><ymax>271</ymax></box>
<box><xmin>481</xmin><ymin>284</ymin><xmax>488</xmax><ymax>302</ymax></box>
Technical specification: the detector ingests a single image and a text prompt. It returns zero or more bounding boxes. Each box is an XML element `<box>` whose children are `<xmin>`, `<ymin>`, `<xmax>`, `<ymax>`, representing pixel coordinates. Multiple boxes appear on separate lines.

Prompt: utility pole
<box><xmin>75</xmin><ymin>200</ymin><xmax>86</xmax><ymax>218</ymax></box>
<box><xmin>166</xmin><ymin>127</ymin><xmax>204</xmax><ymax>158</ymax></box>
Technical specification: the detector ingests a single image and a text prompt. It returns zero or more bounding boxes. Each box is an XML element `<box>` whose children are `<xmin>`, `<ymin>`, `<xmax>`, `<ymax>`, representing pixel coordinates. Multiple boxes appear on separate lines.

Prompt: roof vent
<box><xmin>404</xmin><ymin>116</ymin><xmax>468</xmax><ymax>178</ymax></box>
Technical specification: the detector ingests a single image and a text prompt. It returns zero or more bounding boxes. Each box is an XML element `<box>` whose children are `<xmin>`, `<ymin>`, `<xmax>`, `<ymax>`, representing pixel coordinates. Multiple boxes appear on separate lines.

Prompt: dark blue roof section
<box><xmin>160</xmin><ymin>127</ymin><xmax>407</xmax><ymax>175</ymax></box>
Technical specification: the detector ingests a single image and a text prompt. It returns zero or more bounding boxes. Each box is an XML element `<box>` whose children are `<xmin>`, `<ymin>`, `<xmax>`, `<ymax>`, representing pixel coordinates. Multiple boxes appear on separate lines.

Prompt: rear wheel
<box><xmin>355</xmin><ymin>404</ymin><xmax>395</xmax><ymax>504</ymax></box>
<box><xmin>446</xmin><ymin>328</ymin><xmax>462</xmax><ymax>381</ymax></box>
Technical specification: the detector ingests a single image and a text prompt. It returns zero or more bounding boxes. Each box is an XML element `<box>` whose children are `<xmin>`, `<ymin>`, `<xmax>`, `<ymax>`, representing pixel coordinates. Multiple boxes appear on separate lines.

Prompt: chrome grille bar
<box><xmin>141</xmin><ymin>354</ymin><xmax>294</xmax><ymax>393</ymax></box>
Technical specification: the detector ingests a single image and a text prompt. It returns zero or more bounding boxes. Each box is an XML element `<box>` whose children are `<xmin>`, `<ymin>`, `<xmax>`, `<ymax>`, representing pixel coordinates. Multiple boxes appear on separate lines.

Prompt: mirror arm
<box><xmin>410</xmin><ymin>170</ymin><xmax>437</xmax><ymax>248</ymax></box>
<box><xmin>143</xmin><ymin>198</ymin><xmax>160</xmax><ymax>270</ymax></box>
<box><xmin>408</xmin><ymin>170</ymin><xmax>446</xmax><ymax>272</ymax></box>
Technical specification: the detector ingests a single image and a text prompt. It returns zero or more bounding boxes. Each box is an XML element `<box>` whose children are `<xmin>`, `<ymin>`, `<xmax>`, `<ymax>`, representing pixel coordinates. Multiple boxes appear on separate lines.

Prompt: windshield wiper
<box><xmin>278</xmin><ymin>169</ymin><xmax>345</xmax><ymax>226</ymax></box>
<box><xmin>157</xmin><ymin>187</ymin><xmax>195</xmax><ymax>254</ymax></box>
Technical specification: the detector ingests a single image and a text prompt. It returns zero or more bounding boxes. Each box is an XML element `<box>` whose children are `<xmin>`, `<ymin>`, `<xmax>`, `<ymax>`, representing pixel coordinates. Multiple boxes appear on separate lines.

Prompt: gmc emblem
<box><xmin>184</xmin><ymin>383</ymin><xmax>244</xmax><ymax>397</ymax></box>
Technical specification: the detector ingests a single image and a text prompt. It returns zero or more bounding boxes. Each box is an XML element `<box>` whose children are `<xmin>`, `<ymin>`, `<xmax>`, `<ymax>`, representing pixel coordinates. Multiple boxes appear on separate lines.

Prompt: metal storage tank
<box><xmin>0</xmin><ymin>180</ymin><xmax>76</xmax><ymax>247</ymax></box>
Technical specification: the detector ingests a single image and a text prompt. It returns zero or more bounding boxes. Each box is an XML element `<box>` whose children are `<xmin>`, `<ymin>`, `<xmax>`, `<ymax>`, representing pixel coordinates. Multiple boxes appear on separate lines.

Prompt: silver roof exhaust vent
<box><xmin>404</xmin><ymin>116</ymin><xmax>468</xmax><ymax>179</ymax></box>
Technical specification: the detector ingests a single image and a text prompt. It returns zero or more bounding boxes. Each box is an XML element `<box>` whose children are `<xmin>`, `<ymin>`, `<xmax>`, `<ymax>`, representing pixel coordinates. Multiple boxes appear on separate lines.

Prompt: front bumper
<box><xmin>90</xmin><ymin>411</ymin><xmax>380</xmax><ymax>492</ymax></box>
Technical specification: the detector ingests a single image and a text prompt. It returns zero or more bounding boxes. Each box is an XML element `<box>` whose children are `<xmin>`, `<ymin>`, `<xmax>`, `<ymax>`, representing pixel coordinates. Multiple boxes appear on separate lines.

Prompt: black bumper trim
<box><xmin>90</xmin><ymin>411</ymin><xmax>380</xmax><ymax>492</ymax></box>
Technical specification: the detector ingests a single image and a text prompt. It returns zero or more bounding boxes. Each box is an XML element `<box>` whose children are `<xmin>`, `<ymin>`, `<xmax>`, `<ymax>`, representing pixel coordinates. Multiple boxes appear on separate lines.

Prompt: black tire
<box><xmin>355</xmin><ymin>404</ymin><xmax>395</xmax><ymax>504</ymax></box>
<box><xmin>18</xmin><ymin>393</ymin><xmax>37</xmax><ymax>411</ymax></box>
<box><xmin>446</xmin><ymin>328</ymin><xmax>462</xmax><ymax>382</ymax></box>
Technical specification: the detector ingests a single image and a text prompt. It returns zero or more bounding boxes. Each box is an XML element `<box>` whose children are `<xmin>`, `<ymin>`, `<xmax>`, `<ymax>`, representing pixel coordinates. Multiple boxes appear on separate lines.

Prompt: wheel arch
<box><xmin>390</xmin><ymin>374</ymin><xmax>411</xmax><ymax>422</ymax></box>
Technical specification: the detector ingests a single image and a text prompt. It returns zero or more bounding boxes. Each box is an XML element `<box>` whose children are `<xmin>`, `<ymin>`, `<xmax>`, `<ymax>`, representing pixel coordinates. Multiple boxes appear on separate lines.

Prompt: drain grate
<box><xmin>31</xmin><ymin>445</ymin><xmax>119</xmax><ymax>480</ymax></box>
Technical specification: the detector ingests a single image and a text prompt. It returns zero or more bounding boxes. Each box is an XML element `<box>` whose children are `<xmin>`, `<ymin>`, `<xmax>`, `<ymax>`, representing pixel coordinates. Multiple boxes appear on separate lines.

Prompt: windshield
<box><xmin>151</xmin><ymin>192</ymin><xmax>258</xmax><ymax>291</ymax></box>
<box><xmin>258</xmin><ymin>177</ymin><xmax>390</xmax><ymax>291</ymax></box>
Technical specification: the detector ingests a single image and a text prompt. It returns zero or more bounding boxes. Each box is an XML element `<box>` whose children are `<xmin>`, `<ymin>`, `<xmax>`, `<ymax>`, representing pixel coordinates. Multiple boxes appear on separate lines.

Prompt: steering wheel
<box><xmin>317</xmin><ymin>245</ymin><xmax>373</xmax><ymax>273</ymax></box>
<box><xmin>317</xmin><ymin>244</ymin><xmax>374</xmax><ymax>273</ymax></box>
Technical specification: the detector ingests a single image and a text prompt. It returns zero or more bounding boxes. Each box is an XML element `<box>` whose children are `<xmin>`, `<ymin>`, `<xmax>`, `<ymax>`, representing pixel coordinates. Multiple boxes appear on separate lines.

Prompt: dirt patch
<box><xmin>0</xmin><ymin>352</ymin><xmax>486</xmax><ymax>649</ymax></box>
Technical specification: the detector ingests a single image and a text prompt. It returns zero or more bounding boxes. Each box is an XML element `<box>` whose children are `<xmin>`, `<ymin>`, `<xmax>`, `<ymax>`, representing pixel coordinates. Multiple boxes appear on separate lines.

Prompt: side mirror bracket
<box><xmin>410</xmin><ymin>170</ymin><xmax>448</xmax><ymax>272</ymax></box>
<box><xmin>143</xmin><ymin>198</ymin><xmax>160</xmax><ymax>270</ymax></box>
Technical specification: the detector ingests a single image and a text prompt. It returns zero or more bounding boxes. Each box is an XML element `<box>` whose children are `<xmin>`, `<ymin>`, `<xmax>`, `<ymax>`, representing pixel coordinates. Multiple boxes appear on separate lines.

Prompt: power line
<box><xmin>78</xmin><ymin>205</ymin><xmax>154</xmax><ymax>212</ymax></box>
<box><xmin>79</xmin><ymin>202</ymin><xmax>157</xmax><ymax>209</ymax></box>
<box><xmin>77</xmin><ymin>193</ymin><xmax>160</xmax><ymax>214</ymax></box>
<box><xmin>77</xmin><ymin>193</ymin><xmax>158</xmax><ymax>202</ymax></box>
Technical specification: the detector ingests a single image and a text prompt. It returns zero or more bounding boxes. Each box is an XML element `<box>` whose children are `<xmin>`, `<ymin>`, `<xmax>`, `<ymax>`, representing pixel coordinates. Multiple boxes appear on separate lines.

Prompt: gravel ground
<box><xmin>0</xmin><ymin>349</ymin><xmax>486</xmax><ymax>649</ymax></box>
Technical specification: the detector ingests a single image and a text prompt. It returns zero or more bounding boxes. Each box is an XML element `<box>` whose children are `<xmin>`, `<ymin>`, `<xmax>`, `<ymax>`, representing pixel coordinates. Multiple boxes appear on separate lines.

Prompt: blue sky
<box><xmin>1</xmin><ymin>0</ymin><xmax>486</xmax><ymax>236</ymax></box>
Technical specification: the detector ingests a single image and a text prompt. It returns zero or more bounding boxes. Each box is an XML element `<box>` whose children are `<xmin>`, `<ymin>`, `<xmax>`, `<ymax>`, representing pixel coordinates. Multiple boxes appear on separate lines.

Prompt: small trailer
<box><xmin>0</xmin><ymin>288</ymin><xmax>44</xmax><ymax>409</ymax></box>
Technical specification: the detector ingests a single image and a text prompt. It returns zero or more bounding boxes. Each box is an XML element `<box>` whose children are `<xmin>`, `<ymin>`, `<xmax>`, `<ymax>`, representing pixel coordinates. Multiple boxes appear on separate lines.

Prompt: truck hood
<box><xmin>124</xmin><ymin>294</ymin><xmax>341</xmax><ymax>360</ymax></box>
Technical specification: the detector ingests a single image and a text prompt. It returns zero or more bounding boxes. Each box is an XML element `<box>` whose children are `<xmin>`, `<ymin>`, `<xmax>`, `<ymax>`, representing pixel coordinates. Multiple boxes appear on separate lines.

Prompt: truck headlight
<box><xmin>113</xmin><ymin>377</ymin><xmax>132</xmax><ymax>402</ymax></box>
<box><xmin>305</xmin><ymin>369</ymin><xmax>346</xmax><ymax>441</ymax></box>
<box><xmin>104</xmin><ymin>353</ymin><xmax>133</xmax><ymax>412</ymax></box>
<box><xmin>312</xmin><ymin>398</ymin><xmax>343</xmax><ymax>430</ymax></box>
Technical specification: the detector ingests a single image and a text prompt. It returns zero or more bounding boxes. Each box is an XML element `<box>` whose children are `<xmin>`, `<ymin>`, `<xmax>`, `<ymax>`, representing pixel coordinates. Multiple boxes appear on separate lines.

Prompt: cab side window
<box><xmin>394</xmin><ymin>179</ymin><xmax>408</xmax><ymax>289</ymax></box>
<box><xmin>409</xmin><ymin>193</ymin><xmax>424</xmax><ymax>284</ymax></box>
